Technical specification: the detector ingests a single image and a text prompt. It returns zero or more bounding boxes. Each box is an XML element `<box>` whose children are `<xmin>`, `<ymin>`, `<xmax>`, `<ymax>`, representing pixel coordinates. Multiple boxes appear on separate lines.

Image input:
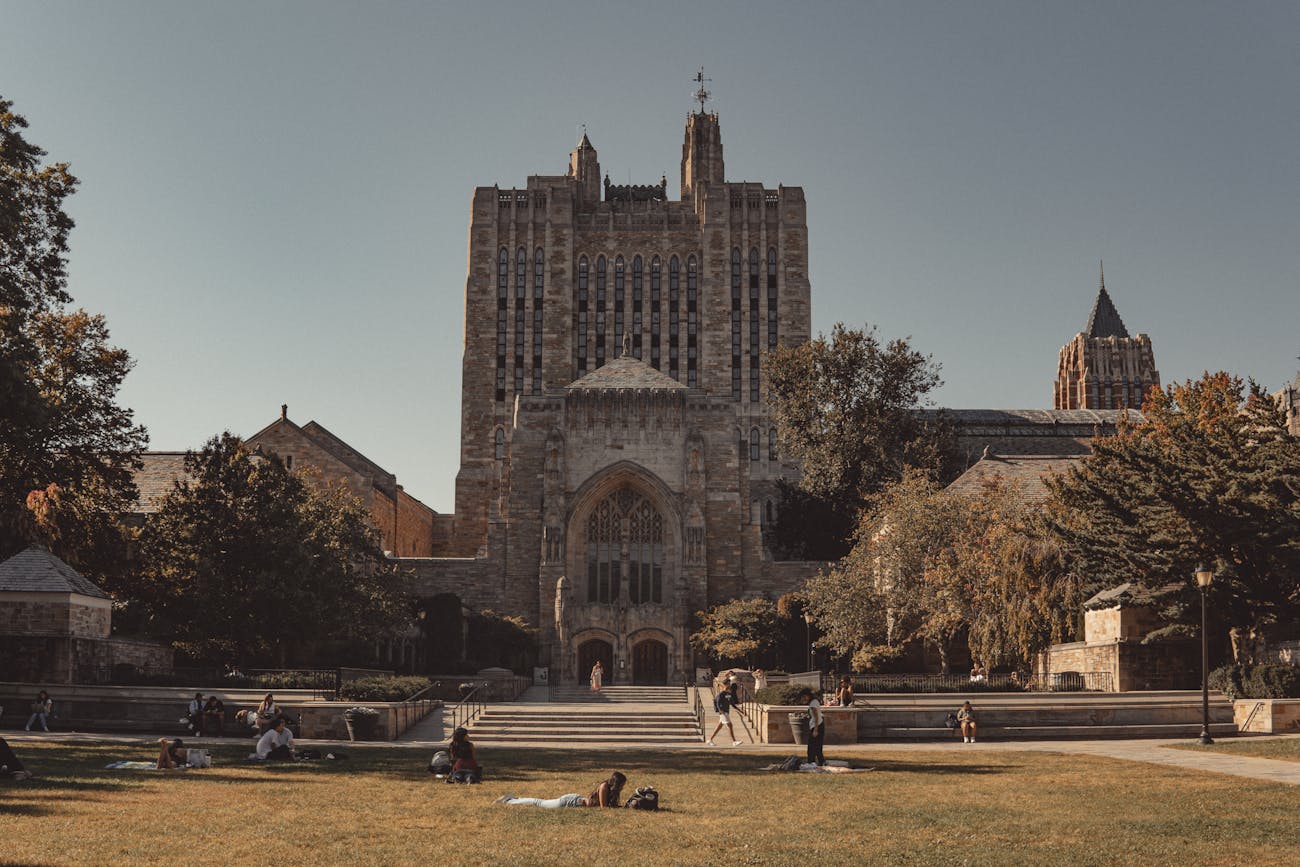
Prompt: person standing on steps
<box><xmin>706</xmin><ymin>682</ymin><xmax>742</xmax><ymax>746</ymax></box>
<box><xmin>589</xmin><ymin>660</ymin><xmax>603</xmax><ymax>693</ymax></box>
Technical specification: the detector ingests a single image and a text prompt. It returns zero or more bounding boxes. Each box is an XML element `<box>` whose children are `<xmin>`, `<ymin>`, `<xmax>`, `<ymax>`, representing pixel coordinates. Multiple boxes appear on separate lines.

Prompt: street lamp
<box><xmin>803</xmin><ymin>611</ymin><xmax>814</xmax><ymax>672</ymax></box>
<box><xmin>1195</xmin><ymin>564</ymin><xmax>1215</xmax><ymax>745</ymax></box>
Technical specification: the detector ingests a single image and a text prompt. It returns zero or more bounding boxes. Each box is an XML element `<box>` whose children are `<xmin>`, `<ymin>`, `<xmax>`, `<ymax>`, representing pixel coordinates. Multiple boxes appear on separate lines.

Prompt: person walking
<box><xmin>706</xmin><ymin>682</ymin><xmax>742</xmax><ymax>746</ymax></box>
<box><xmin>25</xmin><ymin>691</ymin><xmax>52</xmax><ymax>732</ymax></box>
<box><xmin>800</xmin><ymin>688</ymin><xmax>825</xmax><ymax>766</ymax></box>
<box><xmin>589</xmin><ymin>660</ymin><xmax>603</xmax><ymax>693</ymax></box>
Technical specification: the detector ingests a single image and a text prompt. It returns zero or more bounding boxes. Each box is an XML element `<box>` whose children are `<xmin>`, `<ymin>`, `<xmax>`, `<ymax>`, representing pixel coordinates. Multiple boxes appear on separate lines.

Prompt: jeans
<box><xmin>505</xmin><ymin>793</ymin><xmax>585</xmax><ymax>808</ymax></box>
<box><xmin>26</xmin><ymin>712</ymin><xmax>49</xmax><ymax>731</ymax></box>
<box><xmin>807</xmin><ymin>722</ymin><xmax>825</xmax><ymax>766</ymax></box>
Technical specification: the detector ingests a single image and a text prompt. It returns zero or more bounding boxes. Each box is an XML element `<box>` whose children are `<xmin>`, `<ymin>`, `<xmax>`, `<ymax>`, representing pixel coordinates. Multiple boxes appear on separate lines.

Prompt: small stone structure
<box><xmin>0</xmin><ymin>546</ymin><xmax>171</xmax><ymax>684</ymax></box>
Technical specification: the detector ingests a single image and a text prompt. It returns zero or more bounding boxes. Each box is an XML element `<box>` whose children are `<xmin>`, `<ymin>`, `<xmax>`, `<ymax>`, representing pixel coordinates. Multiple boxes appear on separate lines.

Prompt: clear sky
<box><xmin>4</xmin><ymin>1</ymin><xmax>1297</xmax><ymax>511</ymax></box>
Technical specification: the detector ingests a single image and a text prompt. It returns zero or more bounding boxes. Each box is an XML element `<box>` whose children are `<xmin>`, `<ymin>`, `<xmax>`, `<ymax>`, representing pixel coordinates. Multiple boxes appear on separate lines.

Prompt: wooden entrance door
<box><xmin>632</xmin><ymin>639</ymin><xmax>668</xmax><ymax>685</ymax></box>
<box><xmin>577</xmin><ymin>638</ymin><xmax>613</xmax><ymax>685</ymax></box>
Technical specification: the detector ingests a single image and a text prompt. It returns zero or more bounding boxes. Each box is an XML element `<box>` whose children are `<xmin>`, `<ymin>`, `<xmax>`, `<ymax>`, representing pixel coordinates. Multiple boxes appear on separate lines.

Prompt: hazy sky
<box><xmin>4</xmin><ymin>1</ymin><xmax>1297</xmax><ymax>510</ymax></box>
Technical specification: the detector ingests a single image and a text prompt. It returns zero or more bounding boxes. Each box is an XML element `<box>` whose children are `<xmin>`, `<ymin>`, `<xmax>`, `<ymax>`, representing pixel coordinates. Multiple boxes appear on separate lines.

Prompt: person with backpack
<box><xmin>706</xmin><ymin>682</ymin><xmax>742</xmax><ymax>746</ymax></box>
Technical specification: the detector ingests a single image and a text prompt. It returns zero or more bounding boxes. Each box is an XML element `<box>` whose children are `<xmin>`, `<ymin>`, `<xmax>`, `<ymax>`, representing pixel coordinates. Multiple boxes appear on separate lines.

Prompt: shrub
<box><xmin>337</xmin><ymin>676</ymin><xmax>431</xmax><ymax>702</ymax></box>
<box><xmin>755</xmin><ymin>684</ymin><xmax>818</xmax><ymax>705</ymax></box>
<box><xmin>1210</xmin><ymin>664</ymin><xmax>1300</xmax><ymax>700</ymax></box>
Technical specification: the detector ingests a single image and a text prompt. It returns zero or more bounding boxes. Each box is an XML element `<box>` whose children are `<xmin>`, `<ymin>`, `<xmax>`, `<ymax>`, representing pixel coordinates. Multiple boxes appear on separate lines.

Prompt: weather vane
<box><xmin>693</xmin><ymin>67</ymin><xmax>712</xmax><ymax>113</ymax></box>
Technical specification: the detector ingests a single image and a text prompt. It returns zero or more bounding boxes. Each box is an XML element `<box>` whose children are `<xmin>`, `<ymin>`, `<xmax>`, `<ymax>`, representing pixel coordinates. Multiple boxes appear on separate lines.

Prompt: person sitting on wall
<box><xmin>25</xmin><ymin>691</ymin><xmax>53</xmax><ymax>732</ymax></box>
<box><xmin>969</xmin><ymin>664</ymin><xmax>988</xmax><ymax>684</ymax></box>
<box><xmin>255</xmin><ymin>693</ymin><xmax>281</xmax><ymax>733</ymax></box>
<box><xmin>202</xmin><ymin>696</ymin><xmax>225</xmax><ymax>737</ymax></box>
<box><xmin>834</xmin><ymin>676</ymin><xmax>855</xmax><ymax>708</ymax></box>
<box><xmin>255</xmin><ymin>716</ymin><xmax>295</xmax><ymax>761</ymax></box>
<box><xmin>186</xmin><ymin>692</ymin><xmax>205</xmax><ymax>735</ymax></box>
<box><xmin>957</xmin><ymin>701</ymin><xmax>978</xmax><ymax>743</ymax></box>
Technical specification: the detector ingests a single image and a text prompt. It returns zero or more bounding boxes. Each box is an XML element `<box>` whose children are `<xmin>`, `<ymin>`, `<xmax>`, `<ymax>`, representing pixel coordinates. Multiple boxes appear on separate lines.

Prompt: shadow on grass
<box><xmin>0</xmin><ymin>801</ymin><xmax>52</xmax><ymax>817</ymax></box>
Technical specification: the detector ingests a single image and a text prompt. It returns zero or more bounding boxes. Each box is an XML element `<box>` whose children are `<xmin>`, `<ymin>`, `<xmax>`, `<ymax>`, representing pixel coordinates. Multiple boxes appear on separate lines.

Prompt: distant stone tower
<box><xmin>1054</xmin><ymin>265</ymin><xmax>1160</xmax><ymax>410</ymax></box>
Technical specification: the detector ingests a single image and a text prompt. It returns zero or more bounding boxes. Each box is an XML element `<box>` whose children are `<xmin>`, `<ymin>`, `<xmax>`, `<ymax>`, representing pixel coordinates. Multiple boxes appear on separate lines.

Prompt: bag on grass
<box><xmin>778</xmin><ymin>755</ymin><xmax>802</xmax><ymax>772</ymax></box>
<box><xmin>185</xmin><ymin>748</ymin><xmax>211</xmax><ymax>769</ymax></box>
<box><xmin>429</xmin><ymin>750</ymin><xmax>453</xmax><ymax>775</ymax></box>
<box><xmin>944</xmin><ymin>713</ymin><xmax>959</xmax><ymax>730</ymax></box>
<box><xmin>624</xmin><ymin>786</ymin><xmax>659</xmax><ymax>810</ymax></box>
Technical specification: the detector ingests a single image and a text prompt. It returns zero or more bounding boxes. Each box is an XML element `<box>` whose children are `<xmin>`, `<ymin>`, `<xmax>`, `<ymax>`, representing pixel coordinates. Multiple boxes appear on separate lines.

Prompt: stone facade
<box><xmin>1054</xmin><ymin>268</ymin><xmax>1159</xmax><ymax>410</ymax></box>
<box><xmin>1273</xmin><ymin>372</ymin><xmax>1300</xmax><ymax>437</ymax></box>
<box><xmin>407</xmin><ymin>105</ymin><xmax>822</xmax><ymax>684</ymax></box>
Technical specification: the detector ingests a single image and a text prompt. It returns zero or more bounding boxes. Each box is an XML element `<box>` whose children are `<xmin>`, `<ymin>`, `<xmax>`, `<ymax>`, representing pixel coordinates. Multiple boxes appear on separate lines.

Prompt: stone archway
<box><xmin>577</xmin><ymin>637</ymin><xmax>613</xmax><ymax>685</ymax></box>
<box><xmin>632</xmin><ymin>637</ymin><xmax>669</xmax><ymax>685</ymax></box>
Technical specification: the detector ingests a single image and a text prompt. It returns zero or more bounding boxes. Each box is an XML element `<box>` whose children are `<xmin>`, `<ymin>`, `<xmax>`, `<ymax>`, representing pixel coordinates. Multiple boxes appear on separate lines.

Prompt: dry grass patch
<box><xmin>0</xmin><ymin>740</ymin><xmax>1297</xmax><ymax>865</ymax></box>
<box><xmin>1166</xmin><ymin>736</ymin><xmax>1300</xmax><ymax>764</ymax></box>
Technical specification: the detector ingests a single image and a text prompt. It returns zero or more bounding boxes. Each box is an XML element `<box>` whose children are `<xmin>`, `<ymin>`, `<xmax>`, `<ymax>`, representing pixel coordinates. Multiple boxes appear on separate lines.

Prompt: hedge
<box><xmin>754</xmin><ymin>684</ymin><xmax>819</xmax><ymax>705</ymax></box>
<box><xmin>337</xmin><ymin>676</ymin><xmax>432</xmax><ymax>702</ymax></box>
<box><xmin>1209</xmin><ymin>664</ymin><xmax>1300</xmax><ymax>701</ymax></box>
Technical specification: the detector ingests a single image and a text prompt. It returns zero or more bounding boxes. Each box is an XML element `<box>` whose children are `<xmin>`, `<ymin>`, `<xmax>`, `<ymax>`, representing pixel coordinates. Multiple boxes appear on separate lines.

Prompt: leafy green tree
<box><xmin>690</xmin><ymin>597</ymin><xmax>782</xmax><ymax>667</ymax></box>
<box><xmin>1047</xmin><ymin>372</ymin><xmax>1300</xmax><ymax>661</ymax></box>
<box><xmin>133</xmin><ymin>433</ymin><xmax>403</xmax><ymax>664</ymax></box>
<box><xmin>765</xmin><ymin>323</ymin><xmax>955</xmax><ymax>558</ymax></box>
<box><xmin>0</xmin><ymin>96</ymin><xmax>146</xmax><ymax>567</ymax></box>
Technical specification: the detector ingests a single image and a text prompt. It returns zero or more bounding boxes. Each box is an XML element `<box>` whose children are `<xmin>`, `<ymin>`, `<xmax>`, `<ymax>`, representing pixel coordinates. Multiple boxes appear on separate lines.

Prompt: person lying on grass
<box><xmin>255</xmin><ymin>716</ymin><xmax>295</xmax><ymax>761</ymax></box>
<box><xmin>0</xmin><ymin>736</ymin><xmax>34</xmax><ymax>780</ymax></box>
<box><xmin>156</xmin><ymin>738</ymin><xmax>189</xmax><ymax>770</ymax></box>
<box><xmin>495</xmin><ymin>771</ymin><xmax>627</xmax><ymax>808</ymax></box>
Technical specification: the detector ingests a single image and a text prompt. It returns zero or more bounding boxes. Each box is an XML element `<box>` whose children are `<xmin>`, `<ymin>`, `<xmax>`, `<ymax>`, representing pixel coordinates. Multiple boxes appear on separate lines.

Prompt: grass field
<box><xmin>2</xmin><ymin>739</ymin><xmax>1299</xmax><ymax>865</ymax></box>
<box><xmin>1167</xmin><ymin>735</ymin><xmax>1300</xmax><ymax>764</ymax></box>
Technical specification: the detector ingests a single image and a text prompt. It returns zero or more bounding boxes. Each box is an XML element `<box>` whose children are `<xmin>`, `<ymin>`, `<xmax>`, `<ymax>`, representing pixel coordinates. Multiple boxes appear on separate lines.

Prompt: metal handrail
<box><xmin>683</xmin><ymin>674</ymin><xmax>705</xmax><ymax>740</ymax></box>
<box><xmin>829</xmin><ymin>671</ymin><xmax>1115</xmax><ymax>694</ymax></box>
<box><xmin>448</xmin><ymin>681</ymin><xmax>490</xmax><ymax>732</ymax></box>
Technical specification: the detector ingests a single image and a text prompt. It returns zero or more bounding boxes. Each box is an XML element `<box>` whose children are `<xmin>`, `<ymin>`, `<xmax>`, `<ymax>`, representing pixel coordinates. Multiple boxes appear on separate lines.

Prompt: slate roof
<box><xmin>1085</xmin><ymin>286</ymin><xmax>1130</xmax><ymax>339</ymax></box>
<box><xmin>1083</xmin><ymin>581</ymin><xmax>1181</xmax><ymax>610</ymax></box>
<box><xmin>132</xmin><ymin>452</ymin><xmax>192</xmax><ymax>514</ymax></box>
<box><xmin>945</xmin><ymin>453</ymin><xmax>1085</xmax><ymax>505</ymax></box>
<box><xmin>0</xmin><ymin>546</ymin><xmax>110</xmax><ymax>598</ymax></box>
<box><xmin>566</xmin><ymin>355</ymin><xmax>688</xmax><ymax>392</ymax></box>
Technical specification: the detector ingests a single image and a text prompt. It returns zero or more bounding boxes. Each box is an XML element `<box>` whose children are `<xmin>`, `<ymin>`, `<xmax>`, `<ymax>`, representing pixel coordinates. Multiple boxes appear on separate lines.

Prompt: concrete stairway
<box><xmin>467</xmin><ymin>686</ymin><xmax>701</xmax><ymax>745</ymax></box>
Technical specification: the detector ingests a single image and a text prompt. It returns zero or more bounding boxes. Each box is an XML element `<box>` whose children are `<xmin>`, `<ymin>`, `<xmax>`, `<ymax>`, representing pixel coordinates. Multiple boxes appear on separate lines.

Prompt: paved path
<box><xmin>8</xmin><ymin>730</ymin><xmax>1297</xmax><ymax>785</ymax></box>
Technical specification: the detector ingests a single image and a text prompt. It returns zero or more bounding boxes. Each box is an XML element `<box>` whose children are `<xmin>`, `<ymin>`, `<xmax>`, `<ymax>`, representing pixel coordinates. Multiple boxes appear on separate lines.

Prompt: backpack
<box><xmin>428</xmin><ymin>750</ymin><xmax>453</xmax><ymax>775</ymax></box>
<box><xmin>778</xmin><ymin>755</ymin><xmax>803</xmax><ymax>772</ymax></box>
<box><xmin>944</xmin><ymin>713</ymin><xmax>959</xmax><ymax>730</ymax></box>
<box><xmin>624</xmin><ymin>786</ymin><xmax>659</xmax><ymax>810</ymax></box>
<box><xmin>184</xmin><ymin>748</ymin><xmax>212</xmax><ymax>769</ymax></box>
<box><xmin>713</xmin><ymin>692</ymin><xmax>730</xmax><ymax>713</ymax></box>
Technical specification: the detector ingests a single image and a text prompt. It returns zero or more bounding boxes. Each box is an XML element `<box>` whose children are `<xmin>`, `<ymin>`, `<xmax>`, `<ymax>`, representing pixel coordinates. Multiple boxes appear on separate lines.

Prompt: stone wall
<box><xmin>298</xmin><ymin>699</ymin><xmax>440</xmax><ymax>741</ymax></box>
<box><xmin>752</xmin><ymin>704</ymin><xmax>858</xmax><ymax>744</ymax></box>
<box><xmin>1037</xmin><ymin>638</ymin><xmax>1197</xmax><ymax>691</ymax></box>
<box><xmin>0</xmin><ymin>592</ymin><xmax>111</xmax><ymax>639</ymax></box>
<box><xmin>1233</xmin><ymin>699</ymin><xmax>1300</xmax><ymax>734</ymax></box>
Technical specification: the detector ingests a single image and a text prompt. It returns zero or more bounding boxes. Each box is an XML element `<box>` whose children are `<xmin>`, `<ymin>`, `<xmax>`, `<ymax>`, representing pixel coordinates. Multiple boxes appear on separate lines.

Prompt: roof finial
<box><xmin>692</xmin><ymin>67</ymin><xmax>712</xmax><ymax>113</ymax></box>
<box><xmin>280</xmin><ymin>403</ymin><xmax>288</xmax><ymax>420</ymax></box>
<box><xmin>1099</xmin><ymin>259</ymin><xmax>1106</xmax><ymax>294</ymax></box>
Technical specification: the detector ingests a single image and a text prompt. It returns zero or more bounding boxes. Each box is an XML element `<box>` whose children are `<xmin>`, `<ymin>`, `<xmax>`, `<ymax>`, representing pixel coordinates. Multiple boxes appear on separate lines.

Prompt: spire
<box><xmin>1084</xmin><ymin>262</ymin><xmax>1129</xmax><ymax>338</ymax></box>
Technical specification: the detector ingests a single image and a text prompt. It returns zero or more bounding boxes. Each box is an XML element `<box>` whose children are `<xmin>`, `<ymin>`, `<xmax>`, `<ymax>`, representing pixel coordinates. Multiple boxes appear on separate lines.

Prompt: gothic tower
<box><xmin>1054</xmin><ymin>265</ymin><xmax>1160</xmax><ymax>410</ymax></box>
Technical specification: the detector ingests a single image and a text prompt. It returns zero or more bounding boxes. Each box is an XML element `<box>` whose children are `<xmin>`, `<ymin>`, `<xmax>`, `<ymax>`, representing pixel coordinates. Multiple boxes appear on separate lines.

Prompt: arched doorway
<box><xmin>577</xmin><ymin>638</ymin><xmax>613</xmax><ymax>685</ymax></box>
<box><xmin>632</xmin><ymin>639</ymin><xmax>668</xmax><ymax>685</ymax></box>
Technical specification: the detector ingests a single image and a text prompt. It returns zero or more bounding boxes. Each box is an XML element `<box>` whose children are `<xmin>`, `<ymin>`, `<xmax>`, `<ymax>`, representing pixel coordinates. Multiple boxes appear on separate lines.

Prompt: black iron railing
<box><xmin>448</xmin><ymin>681</ymin><xmax>490</xmax><ymax>732</ymax></box>
<box><xmin>87</xmin><ymin>665</ymin><xmax>340</xmax><ymax>697</ymax></box>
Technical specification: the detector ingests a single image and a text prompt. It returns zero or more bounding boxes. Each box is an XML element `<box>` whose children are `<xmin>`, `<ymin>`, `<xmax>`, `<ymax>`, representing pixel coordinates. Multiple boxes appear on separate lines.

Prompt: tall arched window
<box><xmin>595</xmin><ymin>255</ymin><xmax>607</xmax><ymax>367</ymax></box>
<box><xmin>730</xmin><ymin>248</ymin><xmax>742</xmax><ymax>399</ymax></box>
<box><xmin>584</xmin><ymin>490</ymin><xmax>665</xmax><ymax>605</ymax></box>
<box><xmin>577</xmin><ymin>255</ymin><xmax>589</xmax><ymax>376</ymax></box>
<box><xmin>496</xmin><ymin>248</ymin><xmax>508</xmax><ymax>402</ymax></box>
<box><xmin>631</xmin><ymin>255</ymin><xmax>643</xmax><ymax>359</ymax></box>
<box><xmin>768</xmin><ymin>428</ymin><xmax>778</xmax><ymax>462</ymax></box>
<box><xmin>767</xmin><ymin>247</ymin><xmax>778</xmax><ymax>349</ymax></box>
<box><xmin>687</xmin><ymin>256</ymin><xmax>699</xmax><ymax>387</ymax></box>
<box><xmin>532</xmin><ymin>248</ymin><xmax>544</xmax><ymax>393</ymax></box>
<box><xmin>749</xmin><ymin>427</ymin><xmax>760</xmax><ymax>461</ymax></box>
<box><xmin>749</xmin><ymin>248</ymin><xmax>761</xmax><ymax>402</ymax></box>
<box><xmin>514</xmin><ymin>248</ymin><xmax>526</xmax><ymax>394</ymax></box>
<box><xmin>494</xmin><ymin>428</ymin><xmax>505</xmax><ymax>461</ymax></box>
<box><xmin>669</xmin><ymin>256</ymin><xmax>681</xmax><ymax>380</ymax></box>
<box><xmin>613</xmin><ymin>256</ymin><xmax>626</xmax><ymax>356</ymax></box>
<box><xmin>649</xmin><ymin>256</ymin><xmax>662</xmax><ymax>369</ymax></box>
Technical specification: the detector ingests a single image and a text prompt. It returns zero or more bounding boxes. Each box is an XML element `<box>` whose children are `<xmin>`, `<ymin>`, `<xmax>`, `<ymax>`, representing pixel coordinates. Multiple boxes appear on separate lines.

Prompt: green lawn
<box><xmin>1166</xmin><ymin>736</ymin><xmax>1300</xmax><ymax>764</ymax></box>
<box><xmin>1</xmin><ymin>740</ymin><xmax>1298</xmax><ymax>865</ymax></box>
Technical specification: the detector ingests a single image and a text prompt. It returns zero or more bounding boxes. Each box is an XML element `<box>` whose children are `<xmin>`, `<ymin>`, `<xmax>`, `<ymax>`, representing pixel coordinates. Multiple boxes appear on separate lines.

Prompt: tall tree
<box><xmin>0</xmin><ymin>96</ymin><xmax>146</xmax><ymax>565</ymax></box>
<box><xmin>133</xmin><ymin>434</ymin><xmax>404</xmax><ymax>664</ymax></box>
<box><xmin>1047</xmin><ymin>372</ymin><xmax>1300</xmax><ymax>661</ymax></box>
<box><xmin>765</xmin><ymin>323</ymin><xmax>955</xmax><ymax>559</ymax></box>
<box><xmin>690</xmin><ymin>597</ymin><xmax>782</xmax><ymax>668</ymax></box>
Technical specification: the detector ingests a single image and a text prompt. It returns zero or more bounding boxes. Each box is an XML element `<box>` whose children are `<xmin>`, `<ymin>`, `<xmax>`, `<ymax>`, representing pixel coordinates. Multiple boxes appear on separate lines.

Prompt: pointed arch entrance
<box><xmin>577</xmin><ymin>638</ymin><xmax>613</xmax><ymax>686</ymax></box>
<box><xmin>632</xmin><ymin>638</ymin><xmax>669</xmax><ymax>685</ymax></box>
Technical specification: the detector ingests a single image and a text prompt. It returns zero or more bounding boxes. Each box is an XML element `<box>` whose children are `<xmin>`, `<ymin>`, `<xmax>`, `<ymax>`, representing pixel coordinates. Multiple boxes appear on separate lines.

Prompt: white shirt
<box><xmin>188</xmin><ymin>698</ymin><xmax>203</xmax><ymax>714</ymax></box>
<box><xmin>808</xmin><ymin>697</ymin><xmax>824</xmax><ymax>729</ymax></box>
<box><xmin>256</xmin><ymin>727</ymin><xmax>294</xmax><ymax>759</ymax></box>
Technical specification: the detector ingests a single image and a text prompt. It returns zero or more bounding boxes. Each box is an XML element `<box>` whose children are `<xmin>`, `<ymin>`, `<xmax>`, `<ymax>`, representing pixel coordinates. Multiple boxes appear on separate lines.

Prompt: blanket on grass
<box><xmin>105</xmin><ymin>761</ymin><xmax>173</xmax><ymax>770</ymax></box>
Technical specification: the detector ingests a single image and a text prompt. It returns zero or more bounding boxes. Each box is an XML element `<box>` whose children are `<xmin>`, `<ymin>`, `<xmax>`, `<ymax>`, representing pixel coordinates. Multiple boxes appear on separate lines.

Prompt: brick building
<box><xmin>1054</xmin><ymin>265</ymin><xmax>1160</xmax><ymax>410</ymax></box>
<box><xmin>407</xmin><ymin>92</ymin><xmax>821</xmax><ymax>684</ymax></box>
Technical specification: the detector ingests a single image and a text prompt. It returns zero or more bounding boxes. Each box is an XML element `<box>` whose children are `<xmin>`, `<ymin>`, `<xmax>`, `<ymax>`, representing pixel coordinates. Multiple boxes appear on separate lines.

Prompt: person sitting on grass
<box><xmin>957</xmin><ymin>700</ymin><xmax>978</xmax><ymax>743</ymax></box>
<box><xmin>0</xmin><ymin>736</ymin><xmax>34</xmax><ymax>781</ymax></box>
<box><xmin>447</xmin><ymin>726</ymin><xmax>480</xmax><ymax>783</ymax></box>
<box><xmin>255</xmin><ymin>716</ymin><xmax>295</xmax><ymax>761</ymax></box>
<box><xmin>495</xmin><ymin>771</ymin><xmax>627</xmax><ymax>808</ymax></box>
<box><xmin>156</xmin><ymin>737</ymin><xmax>189</xmax><ymax>769</ymax></box>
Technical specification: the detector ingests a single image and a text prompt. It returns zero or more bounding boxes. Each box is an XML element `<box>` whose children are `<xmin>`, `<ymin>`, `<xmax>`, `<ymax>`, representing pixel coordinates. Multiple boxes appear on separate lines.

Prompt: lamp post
<box><xmin>1195</xmin><ymin>564</ymin><xmax>1215</xmax><ymax>745</ymax></box>
<box><xmin>803</xmin><ymin>611</ymin><xmax>814</xmax><ymax>672</ymax></box>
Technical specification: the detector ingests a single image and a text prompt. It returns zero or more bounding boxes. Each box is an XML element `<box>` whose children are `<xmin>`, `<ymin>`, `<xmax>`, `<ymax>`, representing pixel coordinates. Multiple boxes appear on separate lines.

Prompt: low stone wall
<box><xmin>299</xmin><ymin>699</ymin><xmax>439</xmax><ymax>741</ymax></box>
<box><xmin>1233</xmin><ymin>699</ymin><xmax>1300</xmax><ymax>734</ymax></box>
<box><xmin>1037</xmin><ymin>638</ymin><xmax>1196</xmax><ymax>691</ymax></box>
<box><xmin>0</xmin><ymin>635</ymin><xmax>172</xmax><ymax>685</ymax></box>
<box><xmin>752</xmin><ymin>705</ymin><xmax>857</xmax><ymax>745</ymax></box>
